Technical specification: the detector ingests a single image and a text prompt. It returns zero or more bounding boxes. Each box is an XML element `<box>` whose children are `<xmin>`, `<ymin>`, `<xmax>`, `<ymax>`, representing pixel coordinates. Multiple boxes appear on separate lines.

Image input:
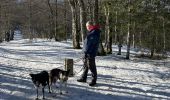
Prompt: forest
<box><xmin>0</xmin><ymin>0</ymin><xmax>170</xmax><ymax>59</ymax></box>
<box><xmin>1</xmin><ymin>1</ymin><xmax>170</xmax><ymax>100</ymax></box>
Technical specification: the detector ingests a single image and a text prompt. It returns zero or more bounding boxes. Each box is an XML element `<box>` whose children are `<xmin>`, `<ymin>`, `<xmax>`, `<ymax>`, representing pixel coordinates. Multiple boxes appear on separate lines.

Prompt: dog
<box><xmin>49</xmin><ymin>68</ymin><xmax>70</xmax><ymax>94</ymax></box>
<box><xmin>29</xmin><ymin>71</ymin><xmax>51</xmax><ymax>99</ymax></box>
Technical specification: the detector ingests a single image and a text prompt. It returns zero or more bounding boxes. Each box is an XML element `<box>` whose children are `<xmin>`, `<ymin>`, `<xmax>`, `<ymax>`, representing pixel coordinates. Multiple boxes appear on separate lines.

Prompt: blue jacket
<box><xmin>83</xmin><ymin>29</ymin><xmax>100</xmax><ymax>58</ymax></box>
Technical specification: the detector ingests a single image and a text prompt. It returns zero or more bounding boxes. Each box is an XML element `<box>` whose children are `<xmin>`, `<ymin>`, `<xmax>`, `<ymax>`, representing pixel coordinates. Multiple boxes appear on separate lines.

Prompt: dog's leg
<box><xmin>65</xmin><ymin>81</ymin><xmax>68</xmax><ymax>93</ymax></box>
<box><xmin>47</xmin><ymin>80</ymin><xmax>51</xmax><ymax>93</ymax></box>
<box><xmin>55</xmin><ymin>78</ymin><xmax>59</xmax><ymax>88</ymax></box>
<box><xmin>42</xmin><ymin>87</ymin><xmax>45</xmax><ymax>99</ymax></box>
<box><xmin>50</xmin><ymin>84</ymin><xmax>53</xmax><ymax>93</ymax></box>
<box><xmin>59</xmin><ymin>80</ymin><xmax>62</xmax><ymax>95</ymax></box>
<box><xmin>49</xmin><ymin>76</ymin><xmax>52</xmax><ymax>93</ymax></box>
<box><xmin>51</xmin><ymin>82</ymin><xmax>58</xmax><ymax>93</ymax></box>
<box><xmin>49</xmin><ymin>82</ymin><xmax>53</xmax><ymax>93</ymax></box>
<box><xmin>49</xmin><ymin>77</ymin><xmax>55</xmax><ymax>93</ymax></box>
<box><xmin>36</xmin><ymin>88</ymin><xmax>38</xmax><ymax>100</ymax></box>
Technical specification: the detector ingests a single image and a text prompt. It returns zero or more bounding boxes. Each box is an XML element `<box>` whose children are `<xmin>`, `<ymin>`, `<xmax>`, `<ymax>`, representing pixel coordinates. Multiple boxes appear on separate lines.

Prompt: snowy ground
<box><xmin>0</xmin><ymin>38</ymin><xmax>170</xmax><ymax>100</ymax></box>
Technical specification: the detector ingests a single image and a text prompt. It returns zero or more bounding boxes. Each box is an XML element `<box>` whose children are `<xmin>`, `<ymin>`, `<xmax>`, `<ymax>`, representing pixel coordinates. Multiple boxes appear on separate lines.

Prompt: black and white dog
<box><xmin>29</xmin><ymin>71</ymin><xmax>51</xmax><ymax>99</ymax></box>
<box><xmin>49</xmin><ymin>68</ymin><xmax>70</xmax><ymax>94</ymax></box>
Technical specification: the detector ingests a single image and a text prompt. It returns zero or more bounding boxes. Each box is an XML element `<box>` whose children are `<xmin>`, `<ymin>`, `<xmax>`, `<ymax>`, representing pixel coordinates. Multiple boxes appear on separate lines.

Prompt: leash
<box><xmin>73</xmin><ymin>55</ymin><xmax>101</xmax><ymax>76</ymax></box>
<box><xmin>73</xmin><ymin>56</ymin><xmax>85</xmax><ymax>75</ymax></box>
<box><xmin>56</xmin><ymin>54</ymin><xmax>85</xmax><ymax>76</ymax></box>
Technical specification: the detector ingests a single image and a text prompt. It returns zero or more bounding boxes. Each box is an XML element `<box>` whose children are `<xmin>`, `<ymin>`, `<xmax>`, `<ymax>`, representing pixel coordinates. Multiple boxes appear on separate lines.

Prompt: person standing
<box><xmin>77</xmin><ymin>21</ymin><xmax>100</xmax><ymax>86</ymax></box>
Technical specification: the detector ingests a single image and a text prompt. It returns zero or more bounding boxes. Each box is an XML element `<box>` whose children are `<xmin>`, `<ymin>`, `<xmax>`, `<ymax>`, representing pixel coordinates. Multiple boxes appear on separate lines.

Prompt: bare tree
<box><xmin>28</xmin><ymin>0</ymin><xmax>33</xmax><ymax>40</ymax></box>
<box><xmin>94</xmin><ymin>0</ymin><xmax>105</xmax><ymax>56</ymax></box>
<box><xmin>64</xmin><ymin>0</ymin><xmax>68</xmax><ymax>41</ymax></box>
<box><xmin>78</xmin><ymin>0</ymin><xmax>86</xmax><ymax>43</ymax></box>
<box><xmin>54</xmin><ymin>0</ymin><xmax>58</xmax><ymax>41</ymax></box>
<box><xmin>126</xmin><ymin>0</ymin><xmax>131</xmax><ymax>59</ymax></box>
<box><xmin>87</xmin><ymin>0</ymin><xmax>93</xmax><ymax>21</ymax></box>
<box><xmin>117</xmin><ymin>24</ymin><xmax>123</xmax><ymax>55</ymax></box>
<box><xmin>93</xmin><ymin>0</ymin><xmax>98</xmax><ymax>25</ymax></box>
<box><xmin>68</xmin><ymin>0</ymin><xmax>81</xmax><ymax>49</ymax></box>
<box><xmin>104</xmin><ymin>2</ymin><xmax>112</xmax><ymax>54</ymax></box>
<box><xmin>0</xmin><ymin>3</ymin><xmax>3</xmax><ymax>42</ymax></box>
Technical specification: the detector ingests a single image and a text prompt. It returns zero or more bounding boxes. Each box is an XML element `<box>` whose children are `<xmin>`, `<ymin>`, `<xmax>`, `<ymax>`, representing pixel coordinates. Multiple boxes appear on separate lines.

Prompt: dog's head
<box><xmin>29</xmin><ymin>73</ymin><xmax>37</xmax><ymax>85</ymax></box>
<box><xmin>60</xmin><ymin>69</ymin><xmax>70</xmax><ymax>82</ymax></box>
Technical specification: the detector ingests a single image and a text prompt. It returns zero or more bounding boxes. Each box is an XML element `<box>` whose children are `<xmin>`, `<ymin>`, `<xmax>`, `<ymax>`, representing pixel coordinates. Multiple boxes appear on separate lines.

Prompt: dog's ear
<box><xmin>29</xmin><ymin>74</ymin><xmax>34</xmax><ymax>78</ymax></box>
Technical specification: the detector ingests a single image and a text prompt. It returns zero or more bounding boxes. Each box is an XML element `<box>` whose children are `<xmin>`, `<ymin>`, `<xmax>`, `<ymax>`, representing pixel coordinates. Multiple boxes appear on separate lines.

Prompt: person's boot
<box><xmin>77</xmin><ymin>78</ymin><xmax>86</xmax><ymax>83</ymax></box>
<box><xmin>89</xmin><ymin>79</ymin><xmax>96</xmax><ymax>86</ymax></box>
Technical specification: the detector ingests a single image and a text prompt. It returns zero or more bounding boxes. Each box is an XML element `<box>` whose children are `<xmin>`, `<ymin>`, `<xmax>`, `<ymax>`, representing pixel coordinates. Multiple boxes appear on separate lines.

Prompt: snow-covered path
<box><xmin>0</xmin><ymin>39</ymin><xmax>170</xmax><ymax>100</ymax></box>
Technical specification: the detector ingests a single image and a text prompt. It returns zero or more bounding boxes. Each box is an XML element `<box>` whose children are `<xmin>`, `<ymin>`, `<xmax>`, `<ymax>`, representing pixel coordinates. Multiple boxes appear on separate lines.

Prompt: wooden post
<box><xmin>65</xmin><ymin>58</ymin><xmax>74</xmax><ymax>77</ymax></box>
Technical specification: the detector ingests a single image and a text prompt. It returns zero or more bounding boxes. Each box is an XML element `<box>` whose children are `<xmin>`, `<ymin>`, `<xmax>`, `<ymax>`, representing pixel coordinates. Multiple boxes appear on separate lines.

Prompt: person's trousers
<box><xmin>81</xmin><ymin>57</ymin><xmax>97</xmax><ymax>82</ymax></box>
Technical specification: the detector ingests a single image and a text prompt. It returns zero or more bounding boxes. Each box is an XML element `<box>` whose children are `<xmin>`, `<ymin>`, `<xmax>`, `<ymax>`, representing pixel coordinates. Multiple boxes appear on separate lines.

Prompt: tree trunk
<box><xmin>126</xmin><ymin>24</ymin><xmax>131</xmax><ymax>59</ymax></box>
<box><xmin>87</xmin><ymin>0</ymin><xmax>93</xmax><ymax>21</ymax></box>
<box><xmin>132</xmin><ymin>22</ymin><xmax>136</xmax><ymax>48</ymax></box>
<box><xmin>126</xmin><ymin>0</ymin><xmax>131</xmax><ymax>59</ymax></box>
<box><xmin>114</xmin><ymin>32</ymin><xmax>117</xmax><ymax>45</ymax></box>
<box><xmin>117</xmin><ymin>24</ymin><xmax>123</xmax><ymax>55</ymax></box>
<box><xmin>28</xmin><ymin>0</ymin><xmax>33</xmax><ymax>41</ymax></box>
<box><xmin>47</xmin><ymin>0</ymin><xmax>55</xmax><ymax>40</ymax></box>
<box><xmin>163</xmin><ymin>18</ymin><xmax>166</xmax><ymax>52</ymax></box>
<box><xmin>78</xmin><ymin>0</ymin><xmax>86</xmax><ymax>43</ymax></box>
<box><xmin>0</xmin><ymin>4</ymin><xmax>2</xmax><ymax>42</ymax></box>
<box><xmin>139</xmin><ymin>31</ymin><xmax>144</xmax><ymax>56</ymax></box>
<box><xmin>64</xmin><ymin>0</ymin><xmax>68</xmax><ymax>41</ymax></box>
<box><xmin>104</xmin><ymin>6</ymin><xmax>107</xmax><ymax>46</ymax></box>
<box><xmin>104</xmin><ymin>4</ymin><xmax>112</xmax><ymax>54</ymax></box>
<box><xmin>114</xmin><ymin>11</ymin><xmax>118</xmax><ymax>45</ymax></box>
<box><xmin>68</xmin><ymin>0</ymin><xmax>81</xmax><ymax>49</ymax></box>
<box><xmin>93</xmin><ymin>0</ymin><xmax>99</xmax><ymax>25</ymax></box>
<box><xmin>94</xmin><ymin>0</ymin><xmax>105</xmax><ymax>56</ymax></box>
<box><xmin>54</xmin><ymin>0</ymin><xmax>58</xmax><ymax>41</ymax></box>
<box><xmin>150</xmin><ymin>34</ymin><xmax>155</xmax><ymax>58</ymax></box>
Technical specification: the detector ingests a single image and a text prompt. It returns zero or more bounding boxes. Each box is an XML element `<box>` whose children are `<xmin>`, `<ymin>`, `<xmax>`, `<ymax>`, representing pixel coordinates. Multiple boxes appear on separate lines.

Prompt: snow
<box><xmin>0</xmin><ymin>38</ymin><xmax>170</xmax><ymax>100</ymax></box>
<box><xmin>13</xmin><ymin>30</ymin><xmax>23</xmax><ymax>40</ymax></box>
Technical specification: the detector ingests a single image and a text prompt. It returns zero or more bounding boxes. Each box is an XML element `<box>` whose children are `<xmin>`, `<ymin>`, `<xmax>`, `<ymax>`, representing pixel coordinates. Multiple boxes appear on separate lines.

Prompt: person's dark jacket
<box><xmin>83</xmin><ymin>25</ymin><xmax>100</xmax><ymax>58</ymax></box>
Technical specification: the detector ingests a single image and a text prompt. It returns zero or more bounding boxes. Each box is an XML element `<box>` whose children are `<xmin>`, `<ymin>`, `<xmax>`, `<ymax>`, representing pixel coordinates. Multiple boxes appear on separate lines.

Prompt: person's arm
<box><xmin>85</xmin><ymin>34</ymin><xmax>98</xmax><ymax>56</ymax></box>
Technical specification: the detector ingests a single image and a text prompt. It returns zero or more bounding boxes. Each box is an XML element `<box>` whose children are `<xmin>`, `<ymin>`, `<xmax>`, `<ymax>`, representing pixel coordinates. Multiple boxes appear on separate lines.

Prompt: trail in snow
<box><xmin>0</xmin><ymin>38</ymin><xmax>170</xmax><ymax>100</ymax></box>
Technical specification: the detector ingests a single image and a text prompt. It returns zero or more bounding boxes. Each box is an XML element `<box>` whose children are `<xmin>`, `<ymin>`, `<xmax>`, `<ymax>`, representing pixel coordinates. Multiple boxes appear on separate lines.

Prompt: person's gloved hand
<box><xmin>85</xmin><ymin>53</ymin><xmax>91</xmax><ymax>59</ymax></box>
<box><xmin>83</xmin><ymin>53</ymin><xmax>90</xmax><ymax>59</ymax></box>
